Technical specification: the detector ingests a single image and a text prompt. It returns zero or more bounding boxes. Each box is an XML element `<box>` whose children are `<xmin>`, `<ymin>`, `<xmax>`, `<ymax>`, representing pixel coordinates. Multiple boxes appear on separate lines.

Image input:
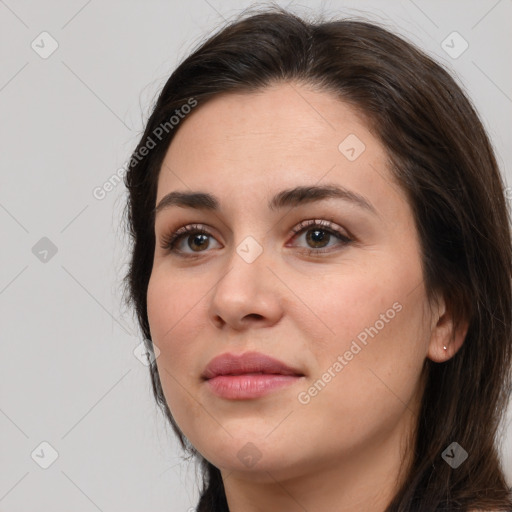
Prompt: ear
<box><xmin>427</xmin><ymin>293</ymin><xmax>469</xmax><ymax>363</ymax></box>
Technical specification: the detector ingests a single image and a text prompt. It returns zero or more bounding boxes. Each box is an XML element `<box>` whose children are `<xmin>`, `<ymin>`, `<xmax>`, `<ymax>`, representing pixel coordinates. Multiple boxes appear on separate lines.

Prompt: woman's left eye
<box><xmin>287</xmin><ymin>219</ymin><xmax>353</xmax><ymax>254</ymax></box>
<box><xmin>159</xmin><ymin>219</ymin><xmax>353</xmax><ymax>257</ymax></box>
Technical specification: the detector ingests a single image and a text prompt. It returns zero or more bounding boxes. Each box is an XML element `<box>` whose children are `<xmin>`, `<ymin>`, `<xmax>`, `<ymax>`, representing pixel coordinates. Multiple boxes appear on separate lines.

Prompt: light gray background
<box><xmin>1</xmin><ymin>0</ymin><xmax>511</xmax><ymax>510</ymax></box>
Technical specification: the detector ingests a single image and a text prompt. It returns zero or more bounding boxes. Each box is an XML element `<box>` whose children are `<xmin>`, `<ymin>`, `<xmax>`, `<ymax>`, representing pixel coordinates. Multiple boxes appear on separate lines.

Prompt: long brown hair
<box><xmin>122</xmin><ymin>6</ymin><xmax>512</xmax><ymax>511</ymax></box>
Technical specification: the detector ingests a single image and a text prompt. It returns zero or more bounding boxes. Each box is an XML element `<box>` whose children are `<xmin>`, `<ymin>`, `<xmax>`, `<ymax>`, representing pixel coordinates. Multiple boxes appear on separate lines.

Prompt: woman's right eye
<box><xmin>160</xmin><ymin>224</ymin><xmax>221</xmax><ymax>257</ymax></box>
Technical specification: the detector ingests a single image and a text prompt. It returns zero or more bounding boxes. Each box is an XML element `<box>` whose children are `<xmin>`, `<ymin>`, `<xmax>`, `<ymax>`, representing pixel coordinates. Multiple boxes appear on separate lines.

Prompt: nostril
<box><xmin>244</xmin><ymin>313</ymin><xmax>264</xmax><ymax>321</ymax></box>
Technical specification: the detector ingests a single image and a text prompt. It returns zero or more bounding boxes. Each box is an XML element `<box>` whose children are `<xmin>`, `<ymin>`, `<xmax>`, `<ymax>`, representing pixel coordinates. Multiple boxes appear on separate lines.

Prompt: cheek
<box><xmin>297</xmin><ymin>263</ymin><xmax>407</xmax><ymax>353</ymax></box>
<box><xmin>146</xmin><ymin>269</ymin><xmax>210</xmax><ymax>389</ymax></box>
<box><xmin>298</xmin><ymin>256</ymin><xmax>428</xmax><ymax>398</ymax></box>
<box><xmin>322</xmin><ymin>245</ymin><xmax>427</xmax><ymax>348</ymax></box>
<box><xmin>147</xmin><ymin>271</ymin><xmax>213</xmax><ymax>432</ymax></box>
<box><xmin>147</xmin><ymin>269</ymin><xmax>208</xmax><ymax>350</ymax></box>
<box><xmin>296</xmin><ymin>276</ymin><xmax>429</xmax><ymax>442</ymax></box>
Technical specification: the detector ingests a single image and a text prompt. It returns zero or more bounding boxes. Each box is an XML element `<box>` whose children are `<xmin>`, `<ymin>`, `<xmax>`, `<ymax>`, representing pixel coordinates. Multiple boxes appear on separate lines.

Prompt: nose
<box><xmin>208</xmin><ymin>241</ymin><xmax>284</xmax><ymax>331</ymax></box>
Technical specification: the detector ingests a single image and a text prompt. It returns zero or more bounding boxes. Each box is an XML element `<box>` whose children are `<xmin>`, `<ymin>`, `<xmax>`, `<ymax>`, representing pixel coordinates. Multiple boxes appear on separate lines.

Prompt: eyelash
<box><xmin>159</xmin><ymin>219</ymin><xmax>353</xmax><ymax>258</ymax></box>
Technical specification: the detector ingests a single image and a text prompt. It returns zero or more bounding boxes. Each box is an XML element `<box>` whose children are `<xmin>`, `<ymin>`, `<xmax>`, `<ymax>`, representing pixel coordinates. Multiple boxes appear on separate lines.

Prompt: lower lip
<box><xmin>205</xmin><ymin>374</ymin><xmax>303</xmax><ymax>399</ymax></box>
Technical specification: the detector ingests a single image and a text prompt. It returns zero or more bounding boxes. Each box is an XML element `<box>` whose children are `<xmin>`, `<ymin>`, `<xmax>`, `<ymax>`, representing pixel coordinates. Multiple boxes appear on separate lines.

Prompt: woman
<box><xmin>122</xmin><ymin>6</ymin><xmax>512</xmax><ymax>511</ymax></box>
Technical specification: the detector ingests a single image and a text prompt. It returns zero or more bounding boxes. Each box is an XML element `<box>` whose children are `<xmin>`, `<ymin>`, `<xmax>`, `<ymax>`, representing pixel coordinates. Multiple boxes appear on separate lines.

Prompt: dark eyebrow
<box><xmin>154</xmin><ymin>184</ymin><xmax>378</xmax><ymax>216</ymax></box>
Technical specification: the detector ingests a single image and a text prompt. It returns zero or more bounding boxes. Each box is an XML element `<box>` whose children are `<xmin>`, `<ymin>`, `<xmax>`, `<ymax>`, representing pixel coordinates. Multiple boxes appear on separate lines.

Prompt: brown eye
<box><xmin>160</xmin><ymin>224</ymin><xmax>221</xmax><ymax>256</ymax></box>
<box><xmin>304</xmin><ymin>227</ymin><xmax>332</xmax><ymax>248</ymax></box>
<box><xmin>186</xmin><ymin>233</ymin><xmax>210</xmax><ymax>252</ymax></box>
<box><xmin>289</xmin><ymin>219</ymin><xmax>353</xmax><ymax>255</ymax></box>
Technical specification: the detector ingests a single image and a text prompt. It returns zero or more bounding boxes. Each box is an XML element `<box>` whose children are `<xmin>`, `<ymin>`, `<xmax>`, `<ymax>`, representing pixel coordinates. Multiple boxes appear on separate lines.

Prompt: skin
<box><xmin>146</xmin><ymin>82</ymin><xmax>468</xmax><ymax>512</ymax></box>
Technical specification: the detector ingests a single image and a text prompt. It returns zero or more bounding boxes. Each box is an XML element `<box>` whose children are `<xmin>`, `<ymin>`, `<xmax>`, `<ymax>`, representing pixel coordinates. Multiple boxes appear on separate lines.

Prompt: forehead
<box><xmin>156</xmin><ymin>82</ymin><xmax>405</xmax><ymax>219</ymax></box>
<box><xmin>164</xmin><ymin>83</ymin><xmax>371</xmax><ymax>163</ymax></box>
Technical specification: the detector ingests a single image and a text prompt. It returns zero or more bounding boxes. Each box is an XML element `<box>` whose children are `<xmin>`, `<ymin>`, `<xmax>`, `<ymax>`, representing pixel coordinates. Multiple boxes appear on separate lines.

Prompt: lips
<box><xmin>202</xmin><ymin>351</ymin><xmax>304</xmax><ymax>380</ymax></box>
<box><xmin>202</xmin><ymin>351</ymin><xmax>305</xmax><ymax>400</ymax></box>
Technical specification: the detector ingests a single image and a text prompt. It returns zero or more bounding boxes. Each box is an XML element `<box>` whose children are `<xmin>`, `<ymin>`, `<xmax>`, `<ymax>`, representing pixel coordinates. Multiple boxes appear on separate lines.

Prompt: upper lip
<box><xmin>202</xmin><ymin>351</ymin><xmax>304</xmax><ymax>380</ymax></box>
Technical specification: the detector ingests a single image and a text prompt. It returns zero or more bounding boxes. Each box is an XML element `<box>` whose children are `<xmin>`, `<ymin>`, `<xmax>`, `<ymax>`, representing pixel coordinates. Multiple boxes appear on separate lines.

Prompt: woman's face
<box><xmin>147</xmin><ymin>82</ymin><xmax>445</xmax><ymax>482</ymax></box>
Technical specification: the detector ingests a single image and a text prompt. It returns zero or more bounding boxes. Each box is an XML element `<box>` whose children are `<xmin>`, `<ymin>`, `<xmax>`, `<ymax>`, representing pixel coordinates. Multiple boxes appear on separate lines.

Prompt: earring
<box><xmin>443</xmin><ymin>346</ymin><xmax>447</xmax><ymax>350</ymax></box>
